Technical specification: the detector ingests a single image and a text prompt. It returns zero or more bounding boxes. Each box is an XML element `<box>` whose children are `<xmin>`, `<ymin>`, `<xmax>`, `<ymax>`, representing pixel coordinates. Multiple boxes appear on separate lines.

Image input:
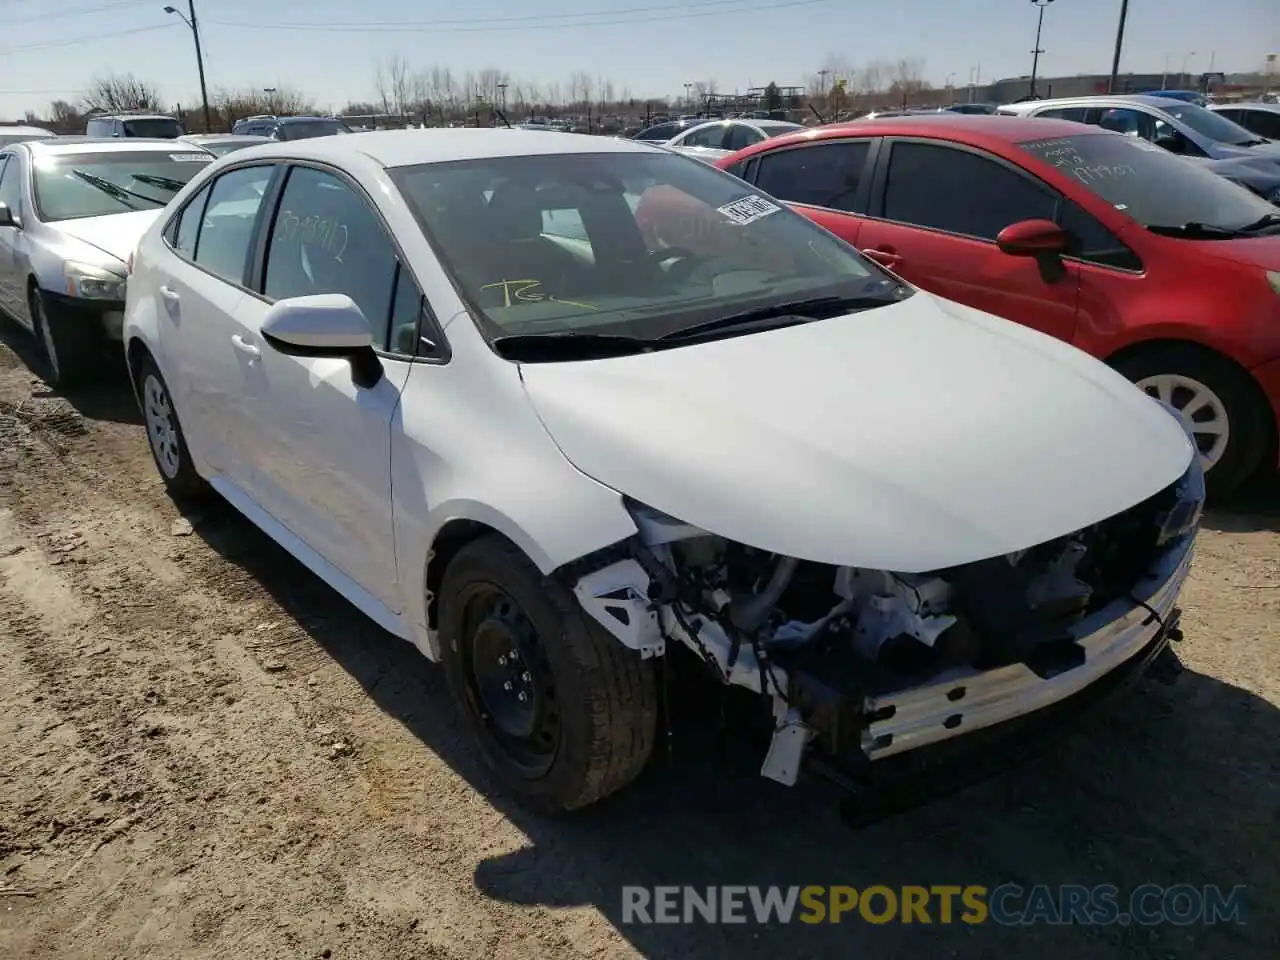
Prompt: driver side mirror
<box><xmin>260</xmin><ymin>293</ymin><xmax>384</xmax><ymax>388</ymax></box>
<box><xmin>0</xmin><ymin>202</ymin><xmax>18</xmax><ymax>229</ymax></box>
<box><xmin>996</xmin><ymin>219</ymin><xmax>1070</xmax><ymax>284</ymax></box>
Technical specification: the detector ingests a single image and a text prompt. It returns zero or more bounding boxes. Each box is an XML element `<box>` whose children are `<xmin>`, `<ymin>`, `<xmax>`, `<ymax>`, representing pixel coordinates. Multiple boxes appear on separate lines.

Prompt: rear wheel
<box><xmin>137</xmin><ymin>355</ymin><xmax>209</xmax><ymax>502</ymax></box>
<box><xmin>1114</xmin><ymin>344</ymin><xmax>1270</xmax><ymax>498</ymax></box>
<box><xmin>439</xmin><ymin>535</ymin><xmax>657</xmax><ymax>813</ymax></box>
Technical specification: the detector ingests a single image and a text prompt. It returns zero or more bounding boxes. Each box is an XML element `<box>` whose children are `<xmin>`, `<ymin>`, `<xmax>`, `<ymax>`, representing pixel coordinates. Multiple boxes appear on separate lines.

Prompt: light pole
<box><xmin>263</xmin><ymin>87</ymin><xmax>277</xmax><ymax>114</ymax></box>
<box><xmin>1181</xmin><ymin>51</ymin><xmax>1196</xmax><ymax>86</ymax></box>
<box><xmin>1108</xmin><ymin>0</ymin><xmax>1130</xmax><ymax>93</ymax></box>
<box><xmin>1028</xmin><ymin>0</ymin><xmax>1054</xmax><ymax>99</ymax></box>
<box><xmin>163</xmin><ymin>2</ymin><xmax>211</xmax><ymax>132</ymax></box>
<box><xmin>497</xmin><ymin>82</ymin><xmax>508</xmax><ymax>114</ymax></box>
<box><xmin>683</xmin><ymin>82</ymin><xmax>693</xmax><ymax>112</ymax></box>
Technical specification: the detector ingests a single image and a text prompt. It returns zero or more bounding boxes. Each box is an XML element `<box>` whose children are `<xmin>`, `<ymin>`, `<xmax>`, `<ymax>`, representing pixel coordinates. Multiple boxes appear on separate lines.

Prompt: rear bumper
<box><xmin>42</xmin><ymin>291</ymin><xmax>126</xmax><ymax>341</ymax></box>
<box><xmin>1249</xmin><ymin>356</ymin><xmax>1280</xmax><ymax>466</ymax></box>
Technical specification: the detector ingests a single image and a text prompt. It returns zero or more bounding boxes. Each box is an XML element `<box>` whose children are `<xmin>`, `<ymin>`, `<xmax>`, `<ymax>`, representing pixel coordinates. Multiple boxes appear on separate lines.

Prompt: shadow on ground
<box><xmin>0</xmin><ymin>321</ymin><xmax>141</xmax><ymax>426</ymax></box>
<box><xmin>188</xmin><ymin>499</ymin><xmax>1279</xmax><ymax>960</ymax></box>
<box><xmin>1203</xmin><ymin>471</ymin><xmax>1280</xmax><ymax>534</ymax></box>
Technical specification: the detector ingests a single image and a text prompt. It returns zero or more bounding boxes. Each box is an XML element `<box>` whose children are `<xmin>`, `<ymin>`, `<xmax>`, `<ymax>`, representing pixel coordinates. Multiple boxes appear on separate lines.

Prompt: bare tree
<box><xmin>374</xmin><ymin>55</ymin><xmax>412</xmax><ymax>116</ymax></box>
<box><xmin>82</xmin><ymin>73</ymin><xmax>163</xmax><ymax>114</ymax></box>
<box><xmin>211</xmin><ymin>86</ymin><xmax>314</xmax><ymax>129</ymax></box>
<box><xmin>568</xmin><ymin>71</ymin><xmax>591</xmax><ymax>108</ymax></box>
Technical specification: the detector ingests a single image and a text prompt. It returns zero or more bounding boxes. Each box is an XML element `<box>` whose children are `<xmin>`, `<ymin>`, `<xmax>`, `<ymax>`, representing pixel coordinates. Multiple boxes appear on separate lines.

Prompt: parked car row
<box><xmin>0</xmin><ymin>121</ymin><xmax>1219</xmax><ymax>822</ymax></box>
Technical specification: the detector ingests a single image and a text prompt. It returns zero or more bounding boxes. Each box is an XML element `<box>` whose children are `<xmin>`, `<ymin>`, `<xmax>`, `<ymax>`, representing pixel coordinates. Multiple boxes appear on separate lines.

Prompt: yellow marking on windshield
<box><xmin>479</xmin><ymin>278</ymin><xmax>598</xmax><ymax>310</ymax></box>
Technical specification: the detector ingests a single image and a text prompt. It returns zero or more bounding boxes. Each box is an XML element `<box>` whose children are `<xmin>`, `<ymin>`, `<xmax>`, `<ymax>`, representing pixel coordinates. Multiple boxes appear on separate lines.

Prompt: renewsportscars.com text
<box><xmin>621</xmin><ymin>884</ymin><xmax>1248</xmax><ymax>926</ymax></box>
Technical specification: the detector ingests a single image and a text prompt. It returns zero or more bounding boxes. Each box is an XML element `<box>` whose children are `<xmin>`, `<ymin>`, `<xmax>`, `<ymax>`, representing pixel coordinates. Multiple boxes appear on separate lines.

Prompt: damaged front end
<box><xmin>571</xmin><ymin>433</ymin><xmax>1205</xmax><ymax>806</ymax></box>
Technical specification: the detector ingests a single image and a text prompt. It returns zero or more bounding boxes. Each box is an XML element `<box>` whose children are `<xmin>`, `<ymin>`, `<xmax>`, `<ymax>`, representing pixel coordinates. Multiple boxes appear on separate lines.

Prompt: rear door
<box><xmin>854</xmin><ymin>138</ymin><xmax>1078</xmax><ymax>342</ymax></box>
<box><xmin>154</xmin><ymin>162</ymin><xmax>281</xmax><ymax>481</ymax></box>
<box><xmin>746</xmin><ymin>137</ymin><xmax>877</xmax><ymax>247</ymax></box>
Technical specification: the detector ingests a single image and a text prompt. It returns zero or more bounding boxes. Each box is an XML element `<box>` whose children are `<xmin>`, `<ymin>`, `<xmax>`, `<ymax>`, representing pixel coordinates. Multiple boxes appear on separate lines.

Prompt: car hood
<box><xmin>519</xmin><ymin>294</ymin><xmax>1194</xmax><ymax>572</ymax></box>
<box><xmin>1213</xmin><ymin>141</ymin><xmax>1280</xmax><ymax>160</ymax></box>
<box><xmin>54</xmin><ymin>209</ymin><xmax>164</xmax><ymax>266</ymax></box>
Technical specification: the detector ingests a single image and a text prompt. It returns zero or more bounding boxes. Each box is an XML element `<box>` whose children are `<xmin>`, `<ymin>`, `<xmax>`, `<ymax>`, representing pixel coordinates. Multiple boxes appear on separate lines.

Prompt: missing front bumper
<box><xmin>792</xmin><ymin>534</ymin><xmax>1193</xmax><ymax>811</ymax></box>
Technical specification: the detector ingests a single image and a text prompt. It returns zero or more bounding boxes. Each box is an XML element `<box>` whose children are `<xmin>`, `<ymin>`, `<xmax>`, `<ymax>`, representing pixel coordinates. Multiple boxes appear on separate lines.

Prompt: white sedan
<box><xmin>663</xmin><ymin>118</ymin><xmax>804</xmax><ymax>162</ymax></box>
<box><xmin>122</xmin><ymin>129</ymin><xmax>1203</xmax><ymax>816</ymax></box>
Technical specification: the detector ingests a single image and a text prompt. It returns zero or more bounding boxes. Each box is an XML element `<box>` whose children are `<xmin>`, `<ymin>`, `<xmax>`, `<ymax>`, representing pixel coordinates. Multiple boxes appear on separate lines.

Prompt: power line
<box><xmin>0</xmin><ymin>22</ymin><xmax>177</xmax><ymax>55</ymax></box>
<box><xmin>0</xmin><ymin>0</ymin><xmax>148</xmax><ymax>25</ymax></box>
<box><xmin>216</xmin><ymin>0</ymin><xmax>793</xmax><ymax>29</ymax></box>
<box><xmin>208</xmin><ymin>0</ymin><xmax>828</xmax><ymax>34</ymax></box>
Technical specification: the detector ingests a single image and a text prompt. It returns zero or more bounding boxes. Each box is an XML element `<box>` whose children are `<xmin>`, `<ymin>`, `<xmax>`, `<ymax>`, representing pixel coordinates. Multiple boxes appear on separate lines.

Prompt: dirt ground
<box><xmin>0</xmin><ymin>329</ymin><xmax>1277</xmax><ymax>960</ymax></box>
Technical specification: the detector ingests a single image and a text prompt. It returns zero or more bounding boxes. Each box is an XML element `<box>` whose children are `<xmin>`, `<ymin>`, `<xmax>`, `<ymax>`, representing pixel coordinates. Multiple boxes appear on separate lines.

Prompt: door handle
<box><xmin>863</xmin><ymin>247</ymin><xmax>902</xmax><ymax>267</ymax></box>
<box><xmin>159</xmin><ymin>285</ymin><xmax>180</xmax><ymax>304</ymax></box>
<box><xmin>230</xmin><ymin>334</ymin><xmax>260</xmax><ymax>359</ymax></box>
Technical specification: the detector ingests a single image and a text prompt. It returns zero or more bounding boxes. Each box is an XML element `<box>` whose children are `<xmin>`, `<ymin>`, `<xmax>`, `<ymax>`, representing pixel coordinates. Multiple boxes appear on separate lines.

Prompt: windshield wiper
<box><xmin>1146</xmin><ymin>221</ymin><xmax>1244</xmax><ymax>239</ymax></box>
<box><xmin>1237</xmin><ymin>138</ymin><xmax>1270</xmax><ymax>147</ymax></box>
<box><xmin>1235</xmin><ymin>212</ymin><xmax>1280</xmax><ymax>234</ymax></box>
<box><xmin>130</xmin><ymin>173</ymin><xmax>187</xmax><ymax>191</ymax></box>
<box><xmin>655</xmin><ymin>293</ymin><xmax>905</xmax><ymax>343</ymax></box>
<box><xmin>68</xmin><ymin>169</ymin><xmax>157</xmax><ymax>209</ymax></box>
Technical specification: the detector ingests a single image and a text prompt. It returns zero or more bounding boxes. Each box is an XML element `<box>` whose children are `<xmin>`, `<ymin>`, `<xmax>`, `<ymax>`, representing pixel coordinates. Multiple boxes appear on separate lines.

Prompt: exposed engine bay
<box><xmin>573</xmin><ymin>462</ymin><xmax>1203</xmax><ymax>790</ymax></box>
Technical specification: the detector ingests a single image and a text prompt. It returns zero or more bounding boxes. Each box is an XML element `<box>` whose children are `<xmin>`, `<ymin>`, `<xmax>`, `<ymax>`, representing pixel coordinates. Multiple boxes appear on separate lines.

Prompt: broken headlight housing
<box><xmin>1152</xmin><ymin>399</ymin><xmax>1206</xmax><ymax>546</ymax></box>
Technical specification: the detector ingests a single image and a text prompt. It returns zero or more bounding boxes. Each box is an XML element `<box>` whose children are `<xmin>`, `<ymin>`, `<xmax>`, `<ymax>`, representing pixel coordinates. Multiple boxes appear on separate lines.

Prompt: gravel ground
<box><xmin>0</xmin><ymin>329</ymin><xmax>1277</xmax><ymax>960</ymax></box>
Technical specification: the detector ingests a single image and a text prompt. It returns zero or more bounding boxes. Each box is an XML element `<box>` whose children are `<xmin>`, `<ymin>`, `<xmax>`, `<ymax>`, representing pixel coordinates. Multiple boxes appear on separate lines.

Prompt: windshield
<box><xmin>33</xmin><ymin>150</ymin><xmax>212</xmax><ymax>221</ymax></box>
<box><xmin>1161</xmin><ymin>102</ymin><xmax>1261</xmax><ymax>145</ymax></box>
<box><xmin>761</xmin><ymin>123</ymin><xmax>803</xmax><ymax>137</ymax></box>
<box><xmin>122</xmin><ymin>117</ymin><xmax>184</xmax><ymax>138</ymax></box>
<box><xmin>1018</xmin><ymin>132</ymin><xmax>1277</xmax><ymax>232</ymax></box>
<box><xmin>390</xmin><ymin>151</ymin><xmax>899</xmax><ymax>342</ymax></box>
<box><xmin>279</xmin><ymin>120</ymin><xmax>351</xmax><ymax>140</ymax></box>
<box><xmin>204</xmin><ymin>139</ymin><xmax>264</xmax><ymax>157</ymax></box>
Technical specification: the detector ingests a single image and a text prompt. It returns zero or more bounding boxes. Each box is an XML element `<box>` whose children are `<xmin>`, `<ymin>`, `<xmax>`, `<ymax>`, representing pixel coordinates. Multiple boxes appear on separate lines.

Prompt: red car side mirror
<box><xmin>996</xmin><ymin>219</ymin><xmax>1070</xmax><ymax>257</ymax></box>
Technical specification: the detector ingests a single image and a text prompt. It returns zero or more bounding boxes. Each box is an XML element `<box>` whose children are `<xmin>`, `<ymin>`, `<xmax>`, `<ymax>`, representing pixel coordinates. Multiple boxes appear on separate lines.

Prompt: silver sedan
<box><xmin>663</xmin><ymin>118</ymin><xmax>803</xmax><ymax>162</ymax></box>
<box><xmin>0</xmin><ymin>137</ymin><xmax>214</xmax><ymax>385</ymax></box>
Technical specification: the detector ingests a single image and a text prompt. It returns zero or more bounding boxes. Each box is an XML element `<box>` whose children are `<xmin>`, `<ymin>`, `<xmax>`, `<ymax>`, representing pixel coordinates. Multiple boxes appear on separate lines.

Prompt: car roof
<box><xmin>88</xmin><ymin>114</ymin><xmax>177</xmax><ymax>121</ymax></box>
<box><xmin>717</xmin><ymin>113</ymin><xmax>1098</xmax><ymax>164</ymax></box>
<box><xmin>0</xmin><ymin>124</ymin><xmax>54</xmax><ymax>135</ymax></box>
<box><xmin>1005</xmin><ymin>94</ymin><xmax>1180</xmax><ymax>111</ymax></box>
<box><xmin>24</xmin><ymin>137</ymin><xmax>213</xmax><ymax>155</ymax></box>
<box><xmin>1210</xmin><ymin>101</ymin><xmax>1280</xmax><ymax>114</ymax></box>
<box><xmin>183</xmin><ymin>133</ymin><xmax>272</xmax><ymax>142</ymax></box>
<box><xmin>228</xmin><ymin>127</ymin><xmax>659</xmax><ymax>168</ymax></box>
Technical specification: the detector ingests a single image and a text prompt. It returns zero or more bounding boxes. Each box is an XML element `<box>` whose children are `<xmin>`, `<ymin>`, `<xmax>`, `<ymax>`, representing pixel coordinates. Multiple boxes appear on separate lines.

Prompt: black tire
<box><xmin>136</xmin><ymin>355</ymin><xmax>210</xmax><ymax>502</ymax></box>
<box><xmin>1114</xmin><ymin>344</ymin><xmax>1271</xmax><ymax>499</ymax></box>
<box><xmin>439</xmin><ymin>535</ymin><xmax>657</xmax><ymax>814</ymax></box>
<box><xmin>29</xmin><ymin>287</ymin><xmax>96</xmax><ymax>388</ymax></box>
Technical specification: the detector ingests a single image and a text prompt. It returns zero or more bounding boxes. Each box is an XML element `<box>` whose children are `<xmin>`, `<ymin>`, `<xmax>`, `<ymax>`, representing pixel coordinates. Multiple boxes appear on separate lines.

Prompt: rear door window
<box><xmin>193</xmin><ymin>165</ymin><xmax>276</xmax><ymax>285</ymax></box>
<box><xmin>754</xmin><ymin>140</ymin><xmax>871</xmax><ymax>212</ymax></box>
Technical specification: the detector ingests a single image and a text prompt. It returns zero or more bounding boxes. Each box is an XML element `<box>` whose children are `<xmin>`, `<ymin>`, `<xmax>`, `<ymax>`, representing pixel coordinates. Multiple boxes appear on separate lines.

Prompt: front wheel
<box><xmin>30</xmin><ymin>289</ymin><xmax>95</xmax><ymax>388</ymax></box>
<box><xmin>439</xmin><ymin>535</ymin><xmax>657</xmax><ymax>814</ymax></box>
<box><xmin>1115</xmin><ymin>344</ymin><xmax>1271</xmax><ymax>498</ymax></box>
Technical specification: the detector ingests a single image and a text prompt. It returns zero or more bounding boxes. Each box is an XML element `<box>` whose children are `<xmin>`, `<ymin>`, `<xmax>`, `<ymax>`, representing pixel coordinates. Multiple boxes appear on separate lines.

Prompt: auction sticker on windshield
<box><xmin>717</xmin><ymin>194</ymin><xmax>781</xmax><ymax>226</ymax></box>
<box><xmin>169</xmin><ymin>153</ymin><xmax>212</xmax><ymax>162</ymax></box>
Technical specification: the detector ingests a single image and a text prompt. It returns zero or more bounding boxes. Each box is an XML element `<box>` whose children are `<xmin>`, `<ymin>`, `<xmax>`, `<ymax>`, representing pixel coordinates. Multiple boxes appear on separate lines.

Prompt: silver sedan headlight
<box><xmin>64</xmin><ymin>260</ymin><xmax>127</xmax><ymax>300</ymax></box>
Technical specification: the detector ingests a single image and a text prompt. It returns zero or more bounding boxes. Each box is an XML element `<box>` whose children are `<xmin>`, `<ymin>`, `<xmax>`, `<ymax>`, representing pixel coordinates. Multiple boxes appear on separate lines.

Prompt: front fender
<box><xmin>390</xmin><ymin>349</ymin><xmax>640</xmax><ymax>658</ymax></box>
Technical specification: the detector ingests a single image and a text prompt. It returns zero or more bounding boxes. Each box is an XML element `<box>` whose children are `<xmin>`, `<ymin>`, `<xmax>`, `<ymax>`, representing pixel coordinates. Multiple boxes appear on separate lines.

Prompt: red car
<box><xmin>709</xmin><ymin>114</ymin><xmax>1280</xmax><ymax>496</ymax></box>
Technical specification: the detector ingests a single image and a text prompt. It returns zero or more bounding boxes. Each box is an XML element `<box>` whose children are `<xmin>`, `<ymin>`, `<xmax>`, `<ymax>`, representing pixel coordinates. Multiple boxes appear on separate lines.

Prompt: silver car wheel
<box><xmin>1136</xmin><ymin>372</ymin><xmax>1230</xmax><ymax>471</ymax></box>
<box><xmin>143</xmin><ymin>373</ymin><xmax>181</xmax><ymax>479</ymax></box>
<box><xmin>32</xmin><ymin>296</ymin><xmax>60</xmax><ymax>384</ymax></box>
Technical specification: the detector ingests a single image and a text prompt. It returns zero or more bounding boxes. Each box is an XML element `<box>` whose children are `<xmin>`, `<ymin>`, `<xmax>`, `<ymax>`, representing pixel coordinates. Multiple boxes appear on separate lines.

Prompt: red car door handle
<box><xmin>863</xmin><ymin>247</ymin><xmax>901</xmax><ymax>267</ymax></box>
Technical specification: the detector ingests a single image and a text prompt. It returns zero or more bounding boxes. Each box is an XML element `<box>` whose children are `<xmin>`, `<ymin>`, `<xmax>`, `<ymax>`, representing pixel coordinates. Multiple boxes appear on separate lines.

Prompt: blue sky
<box><xmin>1</xmin><ymin>0</ymin><xmax>1276</xmax><ymax>117</ymax></box>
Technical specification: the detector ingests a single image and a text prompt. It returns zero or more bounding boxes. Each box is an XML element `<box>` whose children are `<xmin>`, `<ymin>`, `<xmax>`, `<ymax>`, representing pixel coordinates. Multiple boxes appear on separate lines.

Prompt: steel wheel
<box><xmin>1136</xmin><ymin>373</ymin><xmax>1230</xmax><ymax>471</ymax></box>
<box><xmin>459</xmin><ymin>584</ymin><xmax>561</xmax><ymax>778</ymax></box>
<box><xmin>143</xmin><ymin>372</ymin><xmax>182</xmax><ymax>480</ymax></box>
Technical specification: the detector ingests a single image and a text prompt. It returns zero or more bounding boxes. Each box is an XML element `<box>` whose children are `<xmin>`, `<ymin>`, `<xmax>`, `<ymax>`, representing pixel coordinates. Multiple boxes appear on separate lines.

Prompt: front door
<box><xmin>233</xmin><ymin>164</ymin><xmax>421</xmax><ymax>607</ymax></box>
<box><xmin>855</xmin><ymin>138</ymin><xmax>1079</xmax><ymax>344</ymax></box>
<box><xmin>0</xmin><ymin>153</ymin><xmax>28</xmax><ymax>323</ymax></box>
